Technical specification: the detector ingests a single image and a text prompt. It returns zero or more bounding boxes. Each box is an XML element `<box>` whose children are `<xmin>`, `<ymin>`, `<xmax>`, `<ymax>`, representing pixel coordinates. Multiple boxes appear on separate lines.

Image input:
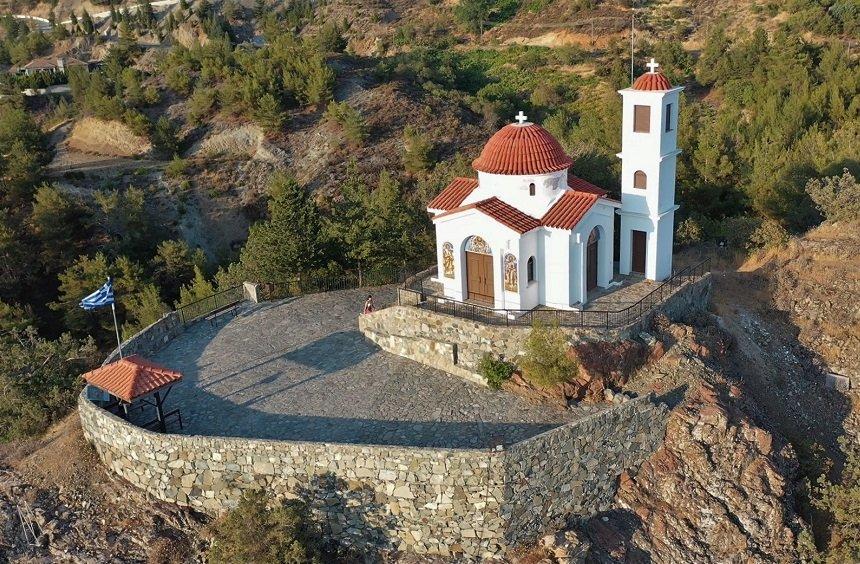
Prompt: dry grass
<box><xmin>67</xmin><ymin>117</ymin><xmax>152</xmax><ymax>157</ymax></box>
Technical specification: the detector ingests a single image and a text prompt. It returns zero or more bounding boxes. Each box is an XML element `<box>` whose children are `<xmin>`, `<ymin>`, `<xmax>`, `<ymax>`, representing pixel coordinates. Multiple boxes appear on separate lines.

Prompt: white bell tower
<box><xmin>617</xmin><ymin>58</ymin><xmax>683</xmax><ymax>281</ymax></box>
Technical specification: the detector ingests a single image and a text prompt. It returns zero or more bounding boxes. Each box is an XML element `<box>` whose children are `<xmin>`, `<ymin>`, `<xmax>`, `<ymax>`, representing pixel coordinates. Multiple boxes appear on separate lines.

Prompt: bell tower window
<box><xmin>633</xmin><ymin>105</ymin><xmax>650</xmax><ymax>133</ymax></box>
<box><xmin>665</xmin><ymin>103</ymin><xmax>673</xmax><ymax>132</ymax></box>
<box><xmin>633</xmin><ymin>171</ymin><xmax>647</xmax><ymax>189</ymax></box>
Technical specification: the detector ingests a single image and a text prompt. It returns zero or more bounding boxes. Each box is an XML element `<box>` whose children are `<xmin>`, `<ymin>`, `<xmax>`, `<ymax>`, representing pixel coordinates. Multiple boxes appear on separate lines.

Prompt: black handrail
<box><xmin>261</xmin><ymin>266</ymin><xmax>414</xmax><ymax>302</ymax></box>
<box><xmin>176</xmin><ymin>285</ymin><xmax>244</xmax><ymax>324</ymax></box>
<box><xmin>398</xmin><ymin>258</ymin><xmax>711</xmax><ymax>329</ymax></box>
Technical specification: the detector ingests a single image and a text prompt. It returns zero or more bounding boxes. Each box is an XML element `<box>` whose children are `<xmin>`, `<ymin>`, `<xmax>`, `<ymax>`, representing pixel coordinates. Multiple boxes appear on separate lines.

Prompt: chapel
<box><xmin>427</xmin><ymin>59</ymin><xmax>683</xmax><ymax>310</ymax></box>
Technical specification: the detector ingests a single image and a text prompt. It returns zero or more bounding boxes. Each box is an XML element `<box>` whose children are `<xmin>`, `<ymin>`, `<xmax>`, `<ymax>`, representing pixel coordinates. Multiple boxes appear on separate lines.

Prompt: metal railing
<box><xmin>176</xmin><ymin>285</ymin><xmax>244</xmax><ymax>324</ymax></box>
<box><xmin>260</xmin><ymin>266</ymin><xmax>416</xmax><ymax>301</ymax></box>
<box><xmin>398</xmin><ymin>258</ymin><xmax>711</xmax><ymax>330</ymax></box>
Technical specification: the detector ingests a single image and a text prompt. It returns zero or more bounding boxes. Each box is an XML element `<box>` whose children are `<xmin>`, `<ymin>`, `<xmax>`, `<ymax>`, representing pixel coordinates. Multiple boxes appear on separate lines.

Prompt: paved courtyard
<box><xmin>152</xmin><ymin>286</ymin><xmax>580</xmax><ymax>448</ymax></box>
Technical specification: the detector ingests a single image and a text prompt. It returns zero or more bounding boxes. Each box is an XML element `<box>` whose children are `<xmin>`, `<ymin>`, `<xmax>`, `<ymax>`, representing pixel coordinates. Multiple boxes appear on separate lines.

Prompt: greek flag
<box><xmin>80</xmin><ymin>277</ymin><xmax>115</xmax><ymax>310</ymax></box>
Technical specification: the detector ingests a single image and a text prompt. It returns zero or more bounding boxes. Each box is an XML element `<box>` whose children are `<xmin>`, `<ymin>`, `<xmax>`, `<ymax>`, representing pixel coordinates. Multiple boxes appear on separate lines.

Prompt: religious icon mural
<box><xmin>442</xmin><ymin>242</ymin><xmax>455</xmax><ymax>278</ymax></box>
<box><xmin>504</xmin><ymin>254</ymin><xmax>518</xmax><ymax>292</ymax></box>
<box><xmin>465</xmin><ymin>235</ymin><xmax>491</xmax><ymax>254</ymax></box>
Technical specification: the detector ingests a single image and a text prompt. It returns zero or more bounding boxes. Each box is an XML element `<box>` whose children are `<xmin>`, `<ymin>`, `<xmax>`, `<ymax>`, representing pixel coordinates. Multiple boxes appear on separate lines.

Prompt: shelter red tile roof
<box><xmin>632</xmin><ymin>71</ymin><xmax>672</xmax><ymax>91</ymax></box>
<box><xmin>541</xmin><ymin>190</ymin><xmax>600</xmax><ymax>230</ymax></box>
<box><xmin>434</xmin><ymin>197</ymin><xmax>542</xmax><ymax>234</ymax></box>
<box><xmin>83</xmin><ymin>355</ymin><xmax>182</xmax><ymax>403</ymax></box>
<box><xmin>567</xmin><ymin>175</ymin><xmax>608</xmax><ymax>195</ymax></box>
<box><xmin>472</xmin><ymin>123</ymin><xmax>573</xmax><ymax>175</ymax></box>
<box><xmin>427</xmin><ymin>177</ymin><xmax>478</xmax><ymax>210</ymax></box>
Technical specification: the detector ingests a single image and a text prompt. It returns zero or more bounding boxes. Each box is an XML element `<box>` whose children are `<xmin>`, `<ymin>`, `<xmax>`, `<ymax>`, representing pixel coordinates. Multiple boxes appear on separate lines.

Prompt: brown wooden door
<box><xmin>632</xmin><ymin>230</ymin><xmax>646</xmax><ymax>274</ymax></box>
<box><xmin>466</xmin><ymin>252</ymin><xmax>494</xmax><ymax>305</ymax></box>
<box><xmin>587</xmin><ymin>241</ymin><xmax>598</xmax><ymax>291</ymax></box>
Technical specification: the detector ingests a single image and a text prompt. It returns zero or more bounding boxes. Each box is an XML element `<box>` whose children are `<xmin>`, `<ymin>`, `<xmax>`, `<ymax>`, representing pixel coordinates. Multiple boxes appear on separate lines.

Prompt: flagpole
<box><xmin>111</xmin><ymin>302</ymin><xmax>123</xmax><ymax>359</ymax></box>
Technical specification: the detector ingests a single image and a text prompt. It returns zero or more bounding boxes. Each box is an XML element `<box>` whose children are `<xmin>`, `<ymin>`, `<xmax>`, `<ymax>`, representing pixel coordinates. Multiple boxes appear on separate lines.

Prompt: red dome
<box><xmin>472</xmin><ymin>123</ymin><xmax>573</xmax><ymax>175</ymax></box>
<box><xmin>632</xmin><ymin>71</ymin><xmax>672</xmax><ymax>91</ymax></box>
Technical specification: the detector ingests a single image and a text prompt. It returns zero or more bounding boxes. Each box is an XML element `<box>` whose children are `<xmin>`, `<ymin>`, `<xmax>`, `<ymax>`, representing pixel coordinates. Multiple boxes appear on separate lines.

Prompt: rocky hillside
<box><xmin>0</xmin><ymin>417</ymin><xmax>206</xmax><ymax>561</ymax></box>
<box><xmin>749</xmin><ymin>221</ymin><xmax>860</xmax><ymax>387</ymax></box>
<box><xmin>538</xmin><ymin>312</ymin><xmax>812</xmax><ymax>563</ymax></box>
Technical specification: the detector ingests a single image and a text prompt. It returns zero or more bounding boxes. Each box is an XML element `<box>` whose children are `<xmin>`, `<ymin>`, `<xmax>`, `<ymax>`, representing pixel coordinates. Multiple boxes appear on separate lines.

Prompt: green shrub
<box><xmin>805</xmin><ymin>169</ymin><xmax>860</xmax><ymax>224</ymax></box>
<box><xmin>402</xmin><ymin>126</ymin><xmax>433</xmax><ymax>174</ymax></box>
<box><xmin>316</xmin><ymin>20</ymin><xmax>347</xmax><ymax>53</ymax></box>
<box><xmin>748</xmin><ymin>218</ymin><xmax>790</xmax><ymax>250</ymax></box>
<box><xmin>324</xmin><ymin>101</ymin><xmax>368</xmax><ymax>147</ymax></box>
<box><xmin>813</xmin><ymin>436</ymin><xmax>860</xmax><ymax>562</ymax></box>
<box><xmin>519</xmin><ymin>321</ymin><xmax>578</xmax><ymax>388</ymax></box>
<box><xmin>0</xmin><ymin>329</ymin><xmax>98</xmax><ymax>441</ymax></box>
<box><xmin>675</xmin><ymin>216</ymin><xmax>705</xmax><ymax>246</ymax></box>
<box><xmin>187</xmin><ymin>86</ymin><xmax>217</xmax><ymax>124</ymax></box>
<box><xmin>207</xmin><ymin>490</ymin><xmax>325</xmax><ymax>564</ymax></box>
<box><xmin>165</xmin><ymin>156</ymin><xmax>189</xmax><ymax>179</ymax></box>
<box><xmin>478</xmin><ymin>354</ymin><xmax>516</xmax><ymax>389</ymax></box>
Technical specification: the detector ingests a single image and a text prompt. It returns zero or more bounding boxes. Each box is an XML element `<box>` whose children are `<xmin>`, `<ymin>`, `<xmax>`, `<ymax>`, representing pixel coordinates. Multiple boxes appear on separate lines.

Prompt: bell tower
<box><xmin>617</xmin><ymin>58</ymin><xmax>683</xmax><ymax>281</ymax></box>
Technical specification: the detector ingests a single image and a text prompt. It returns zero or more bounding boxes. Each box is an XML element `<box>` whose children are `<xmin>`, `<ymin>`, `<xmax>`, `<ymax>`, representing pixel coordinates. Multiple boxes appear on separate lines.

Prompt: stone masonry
<box><xmin>78</xmin><ymin>281</ymin><xmax>683</xmax><ymax>558</ymax></box>
<box><xmin>360</xmin><ymin>274</ymin><xmax>712</xmax><ymax>381</ymax></box>
<box><xmin>79</xmin><ymin>391</ymin><xmax>666</xmax><ymax>558</ymax></box>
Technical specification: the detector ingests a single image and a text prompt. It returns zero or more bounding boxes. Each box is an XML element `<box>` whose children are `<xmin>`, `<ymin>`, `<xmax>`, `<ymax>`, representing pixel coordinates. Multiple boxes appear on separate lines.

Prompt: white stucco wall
<box><xmin>617</xmin><ymin>84</ymin><xmax>683</xmax><ymax>282</ymax></box>
<box><xmin>433</xmin><ymin>200</ymin><xmax>616</xmax><ymax>310</ymax></box>
<box><xmin>434</xmin><ymin>210</ymin><xmax>523</xmax><ymax>309</ymax></box>
<box><xmin>467</xmin><ymin>170</ymin><xmax>568</xmax><ymax>219</ymax></box>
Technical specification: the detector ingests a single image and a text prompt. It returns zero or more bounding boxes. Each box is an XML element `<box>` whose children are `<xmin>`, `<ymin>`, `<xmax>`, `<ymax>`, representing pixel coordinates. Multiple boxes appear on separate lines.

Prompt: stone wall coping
<box><xmin>78</xmin><ymin>390</ymin><xmax>496</xmax><ymax>456</ymax></box>
<box><xmin>505</xmin><ymin>393</ymin><xmax>662</xmax><ymax>451</ymax></box>
<box><xmin>80</xmin><ymin>386</ymin><xmax>662</xmax><ymax>456</ymax></box>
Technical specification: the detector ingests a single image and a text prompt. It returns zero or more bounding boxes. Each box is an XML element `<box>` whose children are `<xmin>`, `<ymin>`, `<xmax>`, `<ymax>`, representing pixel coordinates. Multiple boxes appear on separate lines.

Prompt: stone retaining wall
<box><xmin>502</xmin><ymin>398</ymin><xmax>667</xmax><ymax>544</ymax></box>
<box><xmin>360</xmin><ymin>274</ymin><xmax>712</xmax><ymax>380</ymax></box>
<box><xmin>103</xmin><ymin>310</ymin><xmax>184</xmax><ymax>365</ymax></box>
<box><xmin>80</xmin><ymin>390</ymin><xmax>667</xmax><ymax>558</ymax></box>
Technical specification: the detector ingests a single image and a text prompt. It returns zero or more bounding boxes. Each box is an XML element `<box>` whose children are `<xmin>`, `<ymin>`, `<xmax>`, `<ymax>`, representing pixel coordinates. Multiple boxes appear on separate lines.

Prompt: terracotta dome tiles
<box><xmin>472</xmin><ymin>123</ymin><xmax>573</xmax><ymax>176</ymax></box>
<box><xmin>632</xmin><ymin>71</ymin><xmax>672</xmax><ymax>91</ymax></box>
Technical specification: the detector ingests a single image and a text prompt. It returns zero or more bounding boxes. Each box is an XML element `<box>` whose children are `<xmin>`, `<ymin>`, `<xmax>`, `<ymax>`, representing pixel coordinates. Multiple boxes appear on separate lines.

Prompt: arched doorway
<box><xmin>464</xmin><ymin>236</ymin><xmax>494</xmax><ymax>305</ymax></box>
<box><xmin>587</xmin><ymin>227</ymin><xmax>600</xmax><ymax>292</ymax></box>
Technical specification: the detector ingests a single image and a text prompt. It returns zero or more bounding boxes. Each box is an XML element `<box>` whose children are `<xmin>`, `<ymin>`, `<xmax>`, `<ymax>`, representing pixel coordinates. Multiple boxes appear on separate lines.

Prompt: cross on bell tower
<box><xmin>514</xmin><ymin>111</ymin><xmax>528</xmax><ymax>124</ymax></box>
<box><xmin>646</xmin><ymin>58</ymin><xmax>659</xmax><ymax>73</ymax></box>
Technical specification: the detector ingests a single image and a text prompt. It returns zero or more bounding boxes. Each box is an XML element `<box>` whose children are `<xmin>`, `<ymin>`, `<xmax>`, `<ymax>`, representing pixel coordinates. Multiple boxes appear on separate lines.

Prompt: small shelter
<box><xmin>83</xmin><ymin>355</ymin><xmax>183</xmax><ymax>432</ymax></box>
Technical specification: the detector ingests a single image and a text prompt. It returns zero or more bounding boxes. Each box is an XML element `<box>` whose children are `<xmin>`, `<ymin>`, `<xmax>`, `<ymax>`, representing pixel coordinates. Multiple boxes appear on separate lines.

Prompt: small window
<box><xmin>529</xmin><ymin>182</ymin><xmax>536</xmax><ymax>196</ymax></box>
<box><xmin>527</xmin><ymin>256</ymin><xmax>536</xmax><ymax>283</ymax></box>
<box><xmin>633</xmin><ymin>170</ymin><xmax>647</xmax><ymax>189</ymax></box>
<box><xmin>633</xmin><ymin>105</ymin><xmax>650</xmax><ymax>133</ymax></box>
<box><xmin>665</xmin><ymin>103</ymin><xmax>673</xmax><ymax>132</ymax></box>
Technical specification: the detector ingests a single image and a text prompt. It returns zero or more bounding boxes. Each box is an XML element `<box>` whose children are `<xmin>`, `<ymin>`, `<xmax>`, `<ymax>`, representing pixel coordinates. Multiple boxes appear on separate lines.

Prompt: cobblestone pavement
<box><xmin>153</xmin><ymin>286</ymin><xmax>579</xmax><ymax>448</ymax></box>
<box><xmin>584</xmin><ymin>273</ymin><xmax>659</xmax><ymax>310</ymax></box>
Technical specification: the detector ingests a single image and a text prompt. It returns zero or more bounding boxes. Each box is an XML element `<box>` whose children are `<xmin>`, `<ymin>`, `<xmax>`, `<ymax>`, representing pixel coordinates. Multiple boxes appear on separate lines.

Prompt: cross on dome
<box><xmin>646</xmin><ymin>58</ymin><xmax>659</xmax><ymax>73</ymax></box>
<box><xmin>514</xmin><ymin>111</ymin><xmax>528</xmax><ymax>125</ymax></box>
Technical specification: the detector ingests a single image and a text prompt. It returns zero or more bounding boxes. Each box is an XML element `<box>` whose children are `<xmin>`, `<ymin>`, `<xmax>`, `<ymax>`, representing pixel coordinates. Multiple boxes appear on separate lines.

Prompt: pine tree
<box><xmin>151</xmin><ymin>239</ymin><xmax>206</xmax><ymax>303</ymax></box>
<box><xmin>122</xmin><ymin>283</ymin><xmax>169</xmax><ymax>338</ymax></box>
<box><xmin>176</xmin><ymin>265</ymin><xmax>215</xmax><ymax>307</ymax></box>
<box><xmin>81</xmin><ymin>9</ymin><xmax>94</xmax><ymax>35</ymax></box>
<box><xmin>238</xmin><ymin>174</ymin><xmax>326</xmax><ymax>281</ymax></box>
<box><xmin>253</xmin><ymin>94</ymin><xmax>285</xmax><ymax>132</ymax></box>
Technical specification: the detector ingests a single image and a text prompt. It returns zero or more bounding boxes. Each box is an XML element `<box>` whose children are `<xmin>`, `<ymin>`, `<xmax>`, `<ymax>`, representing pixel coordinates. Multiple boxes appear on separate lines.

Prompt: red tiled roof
<box><xmin>433</xmin><ymin>197</ymin><xmax>541</xmax><ymax>234</ymax></box>
<box><xmin>472</xmin><ymin>123</ymin><xmax>573</xmax><ymax>175</ymax></box>
<box><xmin>541</xmin><ymin>190</ymin><xmax>600</xmax><ymax>230</ymax></box>
<box><xmin>83</xmin><ymin>355</ymin><xmax>182</xmax><ymax>403</ymax></box>
<box><xmin>632</xmin><ymin>71</ymin><xmax>672</xmax><ymax>91</ymax></box>
<box><xmin>428</xmin><ymin>177</ymin><xmax>479</xmax><ymax>210</ymax></box>
<box><xmin>567</xmin><ymin>175</ymin><xmax>607</xmax><ymax>195</ymax></box>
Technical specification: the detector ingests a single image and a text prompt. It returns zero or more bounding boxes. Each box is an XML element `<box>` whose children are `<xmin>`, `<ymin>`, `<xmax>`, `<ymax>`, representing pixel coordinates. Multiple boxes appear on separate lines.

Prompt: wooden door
<box><xmin>587</xmin><ymin>241</ymin><xmax>598</xmax><ymax>291</ymax></box>
<box><xmin>632</xmin><ymin>230</ymin><xmax>646</xmax><ymax>274</ymax></box>
<box><xmin>466</xmin><ymin>252</ymin><xmax>494</xmax><ymax>305</ymax></box>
